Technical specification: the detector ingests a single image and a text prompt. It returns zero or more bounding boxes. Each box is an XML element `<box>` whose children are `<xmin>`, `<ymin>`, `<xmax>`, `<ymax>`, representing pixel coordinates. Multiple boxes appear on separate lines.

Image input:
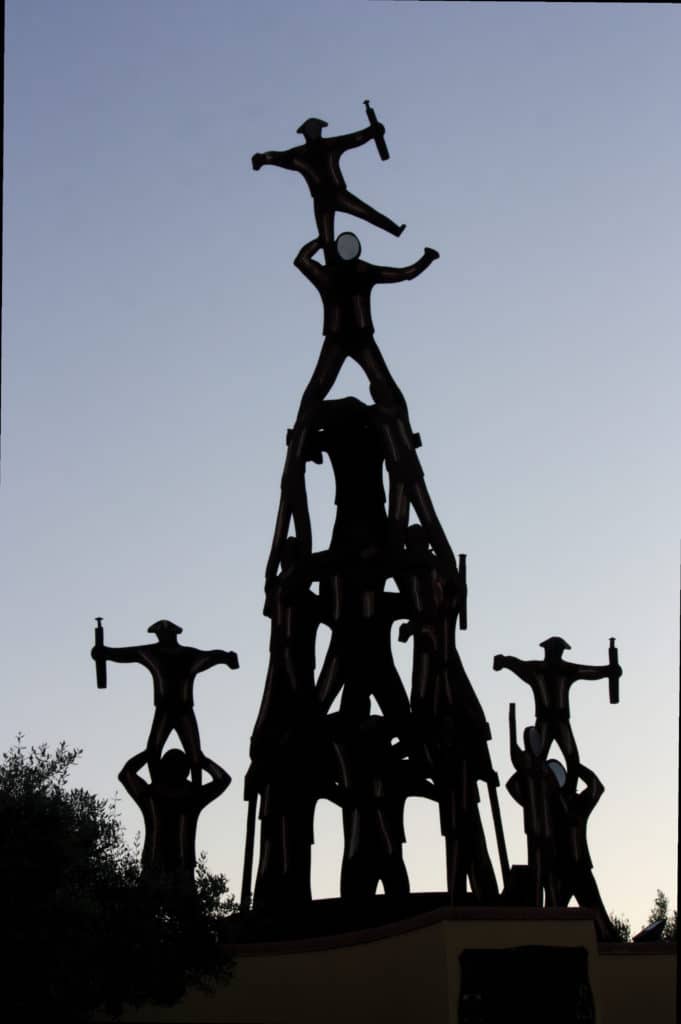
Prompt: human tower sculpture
<box><xmin>92</xmin><ymin>105</ymin><xmax>623</xmax><ymax>941</ymax></box>
<box><xmin>245</xmin><ymin>105</ymin><xmax>504</xmax><ymax>910</ymax></box>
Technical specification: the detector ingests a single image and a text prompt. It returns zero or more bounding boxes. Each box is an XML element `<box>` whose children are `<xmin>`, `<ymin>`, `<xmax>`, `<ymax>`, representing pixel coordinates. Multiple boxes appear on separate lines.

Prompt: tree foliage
<box><xmin>646</xmin><ymin>888</ymin><xmax>677</xmax><ymax>941</ymax></box>
<box><xmin>0</xmin><ymin>737</ymin><xmax>236</xmax><ymax>1021</ymax></box>
<box><xmin>609</xmin><ymin>890</ymin><xmax>678</xmax><ymax>943</ymax></box>
<box><xmin>609</xmin><ymin>912</ymin><xmax>631</xmax><ymax>943</ymax></box>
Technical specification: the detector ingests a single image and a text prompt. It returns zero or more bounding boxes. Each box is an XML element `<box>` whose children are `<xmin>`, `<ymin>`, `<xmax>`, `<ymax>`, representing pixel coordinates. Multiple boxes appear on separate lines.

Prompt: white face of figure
<box><xmin>336</xmin><ymin>232</ymin><xmax>361</xmax><ymax>261</ymax></box>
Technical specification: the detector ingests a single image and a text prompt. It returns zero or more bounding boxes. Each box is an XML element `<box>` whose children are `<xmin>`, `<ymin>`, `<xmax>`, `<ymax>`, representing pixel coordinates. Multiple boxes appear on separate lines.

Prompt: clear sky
<box><xmin>3</xmin><ymin>2</ymin><xmax>679</xmax><ymax>932</ymax></box>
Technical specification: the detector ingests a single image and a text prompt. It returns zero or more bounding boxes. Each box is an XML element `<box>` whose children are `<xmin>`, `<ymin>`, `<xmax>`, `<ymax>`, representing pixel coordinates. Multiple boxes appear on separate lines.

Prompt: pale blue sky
<box><xmin>3</xmin><ymin>2</ymin><xmax>680</xmax><ymax>931</ymax></box>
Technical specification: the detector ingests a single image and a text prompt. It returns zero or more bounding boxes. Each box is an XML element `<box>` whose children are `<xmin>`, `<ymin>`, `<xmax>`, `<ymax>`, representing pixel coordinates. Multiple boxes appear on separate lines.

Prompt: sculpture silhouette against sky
<box><xmin>251</xmin><ymin>108</ymin><xmax>404</xmax><ymax>249</ymax></box>
<box><xmin>499</xmin><ymin>639</ymin><xmax>621</xmax><ymax>938</ymax></box>
<box><xmin>245</xmin><ymin>105</ymin><xmax>504</xmax><ymax>911</ymax></box>
<box><xmin>494</xmin><ymin>636</ymin><xmax>620</xmax><ymax>787</ymax></box>
<box><xmin>93</xmin><ymin>619</ymin><xmax>237</xmax><ymax>889</ymax></box>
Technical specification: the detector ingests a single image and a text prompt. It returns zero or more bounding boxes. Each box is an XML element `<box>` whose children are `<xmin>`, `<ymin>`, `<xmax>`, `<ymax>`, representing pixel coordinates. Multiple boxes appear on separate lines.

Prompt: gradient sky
<box><xmin>3</xmin><ymin>2</ymin><xmax>680</xmax><ymax>932</ymax></box>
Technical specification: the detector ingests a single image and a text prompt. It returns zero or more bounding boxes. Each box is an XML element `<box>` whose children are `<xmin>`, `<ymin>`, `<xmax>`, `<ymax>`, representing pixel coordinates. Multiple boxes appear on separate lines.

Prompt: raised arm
<box><xmin>508</xmin><ymin>702</ymin><xmax>523</xmax><ymax>769</ymax></box>
<box><xmin>293</xmin><ymin>238</ymin><xmax>325</xmax><ymax>287</ymax></box>
<box><xmin>373</xmin><ymin>248</ymin><xmax>439</xmax><ymax>285</ymax></box>
<box><xmin>118</xmin><ymin>750</ymin><xmax>149</xmax><ymax>803</ymax></box>
<box><xmin>199</xmin><ymin>756</ymin><xmax>232</xmax><ymax>806</ymax></box>
<box><xmin>575</xmin><ymin>764</ymin><xmax>604</xmax><ymax>812</ymax></box>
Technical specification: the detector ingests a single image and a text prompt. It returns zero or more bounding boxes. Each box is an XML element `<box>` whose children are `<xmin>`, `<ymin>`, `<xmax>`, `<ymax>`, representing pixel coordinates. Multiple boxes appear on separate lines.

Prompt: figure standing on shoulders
<box><xmin>493</xmin><ymin>636</ymin><xmax>621</xmax><ymax>788</ymax></box>
<box><xmin>92</xmin><ymin>620</ymin><xmax>239</xmax><ymax>785</ymax></box>
<box><xmin>252</xmin><ymin>116</ymin><xmax>405</xmax><ymax>248</ymax></box>
<box><xmin>293</xmin><ymin>233</ymin><xmax>438</xmax><ymax>427</ymax></box>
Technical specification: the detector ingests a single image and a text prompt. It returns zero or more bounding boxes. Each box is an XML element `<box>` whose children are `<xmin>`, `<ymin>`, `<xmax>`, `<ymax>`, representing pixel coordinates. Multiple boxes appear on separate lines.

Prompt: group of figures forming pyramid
<box><xmin>92</xmin><ymin>105</ymin><xmax>623</xmax><ymax>942</ymax></box>
<box><xmin>244</xmin><ymin>106</ymin><xmax>622</xmax><ymax>939</ymax></box>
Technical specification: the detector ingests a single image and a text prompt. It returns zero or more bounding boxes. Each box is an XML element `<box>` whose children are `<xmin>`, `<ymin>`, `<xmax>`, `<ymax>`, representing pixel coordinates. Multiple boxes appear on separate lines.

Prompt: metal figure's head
<box><xmin>156</xmin><ymin>748</ymin><xmax>190</xmax><ymax>786</ymax></box>
<box><xmin>148</xmin><ymin>619</ymin><xmax>183</xmax><ymax>639</ymax></box>
<box><xmin>546</xmin><ymin>759</ymin><xmax>567</xmax><ymax>789</ymax></box>
<box><xmin>281</xmin><ymin>536</ymin><xmax>300</xmax><ymax>572</ymax></box>
<box><xmin>336</xmin><ymin>231</ymin><xmax>361</xmax><ymax>262</ymax></box>
<box><xmin>297</xmin><ymin>117</ymin><xmax>328</xmax><ymax>141</ymax></box>
<box><xmin>405</xmin><ymin>523</ymin><xmax>428</xmax><ymax>554</ymax></box>
<box><xmin>523</xmin><ymin>725</ymin><xmax>543</xmax><ymax>758</ymax></box>
<box><xmin>540</xmin><ymin>636</ymin><xmax>570</xmax><ymax>660</ymax></box>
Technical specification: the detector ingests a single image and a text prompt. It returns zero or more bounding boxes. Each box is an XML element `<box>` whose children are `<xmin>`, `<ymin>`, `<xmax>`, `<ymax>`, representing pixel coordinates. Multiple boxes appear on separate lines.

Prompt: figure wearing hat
<box><xmin>252</xmin><ymin>117</ymin><xmax>405</xmax><ymax>249</ymax></box>
<box><xmin>92</xmin><ymin>620</ymin><xmax>239</xmax><ymax>784</ymax></box>
<box><xmin>493</xmin><ymin>637</ymin><xmax>621</xmax><ymax>789</ymax></box>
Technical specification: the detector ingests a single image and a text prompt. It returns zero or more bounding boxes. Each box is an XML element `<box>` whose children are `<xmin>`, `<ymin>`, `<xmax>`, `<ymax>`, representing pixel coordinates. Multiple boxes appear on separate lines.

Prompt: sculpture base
<box><xmin>230</xmin><ymin>891</ymin><xmax>460</xmax><ymax>943</ymax></box>
<box><xmin>116</xmin><ymin>903</ymin><xmax>676</xmax><ymax>1023</ymax></box>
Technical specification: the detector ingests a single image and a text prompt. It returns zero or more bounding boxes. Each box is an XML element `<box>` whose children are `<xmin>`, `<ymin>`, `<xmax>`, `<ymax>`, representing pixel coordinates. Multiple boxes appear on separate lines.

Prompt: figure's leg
<box><xmin>556</xmin><ymin>722</ymin><xmax>580</xmax><ymax>788</ymax></box>
<box><xmin>466</xmin><ymin>803</ymin><xmax>499</xmax><ymax>903</ymax></box>
<box><xmin>353</xmin><ymin>341</ymin><xmax>412</xmax><ymax>427</ymax></box>
<box><xmin>381</xmin><ymin>850</ymin><xmax>410</xmax><ymax>897</ymax></box>
<box><xmin>573</xmin><ymin>870</ymin><xmax>617</xmax><ymax>940</ymax></box>
<box><xmin>313</xmin><ymin>199</ymin><xmax>336</xmax><ymax>252</ymax></box>
<box><xmin>372</xmin><ymin>662</ymin><xmax>413</xmax><ymax>743</ymax></box>
<box><xmin>316</xmin><ymin>641</ymin><xmax>343</xmax><ymax>713</ymax></box>
<box><xmin>147</xmin><ymin>708</ymin><xmax>174</xmax><ymax>777</ymax></box>
<box><xmin>335</xmin><ymin>190</ymin><xmax>405</xmax><ymax>238</ymax></box>
<box><xmin>176</xmin><ymin>711</ymin><xmax>203</xmax><ymax>785</ymax></box>
<box><xmin>295</xmin><ymin>338</ymin><xmax>346</xmax><ymax>426</ymax></box>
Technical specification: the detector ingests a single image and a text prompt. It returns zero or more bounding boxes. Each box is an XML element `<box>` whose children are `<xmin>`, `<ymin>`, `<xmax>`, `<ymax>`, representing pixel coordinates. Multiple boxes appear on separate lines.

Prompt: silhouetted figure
<box><xmin>506</xmin><ymin>703</ymin><xmax>559</xmax><ymax>906</ymax></box>
<box><xmin>250</xmin><ymin>718</ymin><xmax>338</xmax><ymax>912</ymax></box>
<box><xmin>252</xmin><ymin>117</ymin><xmax>404</xmax><ymax>247</ymax></box>
<box><xmin>92</xmin><ymin>620</ymin><xmax>239</xmax><ymax>784</ymax></box>
<box><xmin>493</xmin><ymin>637</ymin><xmax>621</xmax><ymax>787</ymax></box>
<box><xmin>293</xmin><ymin>234</ymin><xmax>438</xmax><ymax>426</ymax></box>
<box><xmin>549</xmin><ymin>761</ymin><xmax>618</xmax><ymax>941</ymax></box>
<box><xmin>397</xmin><ymin>524</ymin><xmax>446</xmax><ymax>721</ymax></box>
<box><xmin>119</xmin><ymin>748</ymin><xmax>230</xmax><ymax>891</ymax></box>
<box><xmin>331</xmin><ymin>714</ymin><xmax>435</xmax><ymax>900</ymax></box>
<box><xmin>255</xmin><ymin>537</ymin><xmax>322</xmax><ymax>749</ymax></box>
<box><xmin>428</xmin><ymin>690</ymin><xmax>500</xmax><ymax>905</ymax></box>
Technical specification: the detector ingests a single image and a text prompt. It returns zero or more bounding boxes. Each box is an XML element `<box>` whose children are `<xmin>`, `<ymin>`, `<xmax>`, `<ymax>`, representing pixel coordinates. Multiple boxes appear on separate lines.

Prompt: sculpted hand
<box><xmin>424</xmin><ymin>247</ymin><xmax>440</xmax><ymax>262</ymax></box>
<box><xmin>493</xmin><ymin>655</ymin><xmax>506</xmax><ymax>671</ymax></box>
<box><xmin>225</xmin><ymin>651</ymin><xmax>239</xmax><ymax>670</ymax></box>
<box><xmin>251</xmin><ymin>153</ymin><xmax>264</xmax><ymax>171</ymax></box>
<box><xmin>374</xmin><ymin>121</ymin><xmax>386</xmax><ymax>137</ymax></box>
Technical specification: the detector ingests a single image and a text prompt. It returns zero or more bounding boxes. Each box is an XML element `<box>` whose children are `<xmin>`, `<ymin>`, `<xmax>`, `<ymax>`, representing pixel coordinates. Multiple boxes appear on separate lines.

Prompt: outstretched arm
<box><xmin>570</xmin><ymin>662</ymin><xmax>620</xmax><ymax>682</ymax></box>
<box><xmin>493</xmin><ymin>655</ymin><xmax>538</xmax><ymax>686</ymax></box>
<box><xmin>373</xmin><ymin>248</ymin><xmax>439</xmax><ymax>285</ymax></box>
<box><xmin>293</xmin><ymin>238</ymin><xmax>325</xmax><ymax>287</ymax></box>
<box><xmin>332</xmin><ymin>124</ymin><xmax>382</xmax><ymax>153</ymax></box>
<box><xmin>251</xmin><ymin>147</ymin><xmax>297</xmax><ymax>171</ymax></box>
<box><xmin>195</xmin><ymin>650</ymin><xmax>240</xmax><ymax>673</ymax></box>
<box><xmin>92</xmin><ymin>644</ymin><xmax>144</xmax><ymax>665</ymax></box>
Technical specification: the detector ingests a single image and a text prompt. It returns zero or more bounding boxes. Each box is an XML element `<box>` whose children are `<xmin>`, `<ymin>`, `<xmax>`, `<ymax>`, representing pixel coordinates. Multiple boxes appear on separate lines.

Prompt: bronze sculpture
<box><xmin>493</xmin><ymin>636</ymin><xmax>620</xmax><ymax>788</ymax></box>
<box><xmin>93</xmin><ymin>619</ymin><xmax>237</xmax><ymax>891</ymax></box>
<box><xmin>500</xmin><ymin>641</ymin><xmax>622</xmax><ymax>938</ymax></box>
<box><xmin>92</xmin><ymin>619</ymin><xmax>238</xmax><ymax>784</ymax></box>
<box><xmin>119</xmin><ymin>749</ymin><xmax>230</xmax><ymax>891</ymax></box>
<box><xmin>251</xmin><ymin>110</ymin><xmax>404</xmax><ymax>248</ymax></box>
<box><xmin>245</xmin><ymin>105</ymin><xmax>505</xmax><ymax>911</ymax></box>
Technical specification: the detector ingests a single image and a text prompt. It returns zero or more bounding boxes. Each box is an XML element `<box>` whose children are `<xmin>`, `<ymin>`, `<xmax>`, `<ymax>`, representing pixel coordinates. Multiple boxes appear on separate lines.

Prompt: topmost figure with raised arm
<box><xmin>252</xmin><ymin>112</ymin><xmax>405</xmax><ymax>249</ymax></box>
